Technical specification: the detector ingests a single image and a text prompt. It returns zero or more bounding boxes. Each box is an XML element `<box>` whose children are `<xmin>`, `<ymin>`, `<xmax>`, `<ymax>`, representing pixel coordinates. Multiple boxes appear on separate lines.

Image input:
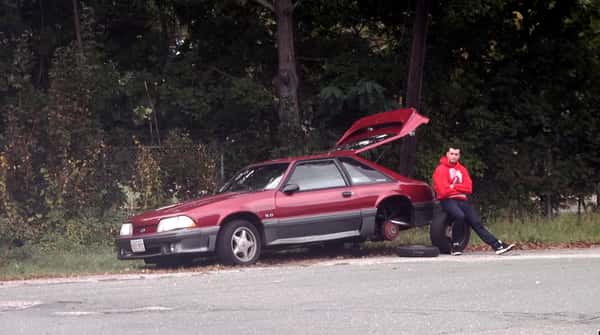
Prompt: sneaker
<box><xmin>451</xmin><ymin>243</ymin><xmax>462</xmax><ymax>256</ymax></box>
<box><xmin>495</xmin><ymin>242</ymin><xmax>515</xmax><ymax>255</ymax></box>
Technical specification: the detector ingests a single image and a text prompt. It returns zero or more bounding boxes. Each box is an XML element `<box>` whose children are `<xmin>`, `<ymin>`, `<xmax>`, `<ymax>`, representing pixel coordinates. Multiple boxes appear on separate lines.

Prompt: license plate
<box><xmin>130</xmin><ymin>239</ymin><xmax>146</xmax><ymax>253</ymax></box>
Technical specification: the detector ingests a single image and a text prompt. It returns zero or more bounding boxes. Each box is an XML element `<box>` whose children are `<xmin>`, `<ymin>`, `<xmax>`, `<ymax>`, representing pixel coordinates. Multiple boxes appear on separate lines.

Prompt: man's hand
<box><xmin>450</xmin><ymin>184</ymin><xmax>454</xmax><ymax>189</ymax></box>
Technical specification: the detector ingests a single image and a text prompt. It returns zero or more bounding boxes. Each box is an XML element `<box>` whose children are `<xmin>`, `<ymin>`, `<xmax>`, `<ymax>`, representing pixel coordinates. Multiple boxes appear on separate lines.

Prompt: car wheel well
<box><xmin>377</xmin><ymin>196</ymin><xmax>413</xmax><ymax>221</ymax></box>
<box><xmin>219</xmin><ymin>212</ymin><xmax>264</xmax><ymax>242</ymax></box>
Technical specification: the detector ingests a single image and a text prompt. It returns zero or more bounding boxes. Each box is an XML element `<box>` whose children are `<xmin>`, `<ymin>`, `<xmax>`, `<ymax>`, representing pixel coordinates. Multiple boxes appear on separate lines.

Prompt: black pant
<box><xmin>440</xmin><ymin>198</ymin><xmax>501</xmax><ymax>249</ymax></box>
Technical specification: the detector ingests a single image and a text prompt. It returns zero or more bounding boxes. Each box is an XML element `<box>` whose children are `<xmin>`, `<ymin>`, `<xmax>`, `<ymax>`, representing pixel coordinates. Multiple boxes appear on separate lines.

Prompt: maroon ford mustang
<box><xmin>117</xmin><ymin>108</ymin><xmax>437</xmax><ymax>266</ymax></box>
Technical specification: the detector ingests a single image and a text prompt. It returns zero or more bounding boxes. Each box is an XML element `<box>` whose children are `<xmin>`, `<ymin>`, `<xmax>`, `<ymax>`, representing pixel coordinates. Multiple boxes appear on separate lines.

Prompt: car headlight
<box><xmin>157</xmin><ymin>216</ymin><xmax>196</xmax><ymax>233</ymax></box>
<box><xmin>120</xmin><ymin>223</ymin><xmax>133</xmax><ymax>236</ymax></box>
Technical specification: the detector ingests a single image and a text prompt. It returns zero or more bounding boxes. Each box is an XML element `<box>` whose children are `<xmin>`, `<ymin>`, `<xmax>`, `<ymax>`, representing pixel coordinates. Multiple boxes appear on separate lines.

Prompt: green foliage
<box><xmin>422</xmin><ymin>0</ymin><xmax>600</xmax><ymax>215</ymax></box>
<box><xmin>37</xmin><ymin>210</ymin><xmax>125</xmax><ymax>251</ymax></box>
<box><xmin>130</xmin><ymin>132</ymin><xmax>219</xmax><ymax>210</ymax></box>
<box><xmin>132</xmin><ymin>140</ymin><xmax>166</xmax><ymax>209</ymax></box>
<box><xmin>0</xmin><ymin>31</ymin><xmax>48</xmax><ymax>245</ymax></box>
<box><xmin>0</xmin><ymin>3</ymin><xmax>124</xmax><ymax>249</ymax></box>
<box><xmin>315</xmin><ymin>80</ymin><xmax>392</xmax><ymax>151</ymax></box>
<box><xmin>158</xmin><ymin>131</ymin><xmax>218</xmax><ymax>200</ymax></box>
<box><xmin>0</xmin><ymin>153</ymin><xmax>33</xmax><ymax>249</ymax></box>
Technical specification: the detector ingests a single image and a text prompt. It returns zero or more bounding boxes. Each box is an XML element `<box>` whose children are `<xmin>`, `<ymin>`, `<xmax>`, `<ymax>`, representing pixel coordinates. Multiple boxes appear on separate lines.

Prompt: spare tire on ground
<box><xmin>396</xmin><ymin>244</ymin><xmax>440</xmax><ymax>257</ymax></box>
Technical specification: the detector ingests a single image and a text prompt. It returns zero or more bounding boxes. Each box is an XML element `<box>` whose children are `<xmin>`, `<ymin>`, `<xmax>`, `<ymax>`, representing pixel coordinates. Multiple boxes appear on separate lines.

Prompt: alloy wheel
<box><xmin>230</xmin><ymin>226</ymin><xmax>258</xmax><ymax>262</ymax></box>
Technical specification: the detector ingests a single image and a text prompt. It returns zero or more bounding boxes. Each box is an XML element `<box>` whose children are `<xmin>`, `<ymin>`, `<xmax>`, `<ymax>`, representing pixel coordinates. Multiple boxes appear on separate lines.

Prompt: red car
<box><xmin>117</xmin><ymin>108</ymin><xmax>437</xmax><ymax>266</ymax></box>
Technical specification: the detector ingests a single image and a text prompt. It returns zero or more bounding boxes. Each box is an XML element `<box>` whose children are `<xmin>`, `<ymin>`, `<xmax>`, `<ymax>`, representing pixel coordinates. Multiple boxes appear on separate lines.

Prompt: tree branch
<box><xmin>296</xmin><ymin>56</ymin><xmax>326</xmax><ymax>62</ymax></box>
<box><xmin>251</xmin><ymin>0</ymin><xmax>274</xmax><ymax>12</ymax></box>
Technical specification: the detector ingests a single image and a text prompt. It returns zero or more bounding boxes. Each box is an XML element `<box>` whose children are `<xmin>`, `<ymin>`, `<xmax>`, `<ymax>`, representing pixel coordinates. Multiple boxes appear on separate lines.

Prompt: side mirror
<box><xmin>282</xmin><ymin>184</ymin><xmax>300</xmax><ymax>194</ymax></box>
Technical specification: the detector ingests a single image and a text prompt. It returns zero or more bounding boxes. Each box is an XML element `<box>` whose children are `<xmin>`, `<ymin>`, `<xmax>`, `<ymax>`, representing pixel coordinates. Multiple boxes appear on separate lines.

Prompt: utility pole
<box><xmin>400</xmin><ymin>0</ymin><xmax>431</xmax><ymax>177</ymax></box>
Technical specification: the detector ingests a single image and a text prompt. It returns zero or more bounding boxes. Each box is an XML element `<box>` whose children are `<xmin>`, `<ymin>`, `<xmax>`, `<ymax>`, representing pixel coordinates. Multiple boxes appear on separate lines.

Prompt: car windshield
<box><xmin>218</xmin><ymin>163</ymin><xmax>289</xmax><ymax>193</ymax></box>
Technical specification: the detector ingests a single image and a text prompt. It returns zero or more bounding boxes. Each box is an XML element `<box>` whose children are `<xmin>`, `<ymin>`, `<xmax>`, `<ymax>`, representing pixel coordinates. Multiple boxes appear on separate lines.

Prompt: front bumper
<box><xmin>117</xmin><ymin>226</ymin><xmax>219</xmax><ymax>260</ymax></box>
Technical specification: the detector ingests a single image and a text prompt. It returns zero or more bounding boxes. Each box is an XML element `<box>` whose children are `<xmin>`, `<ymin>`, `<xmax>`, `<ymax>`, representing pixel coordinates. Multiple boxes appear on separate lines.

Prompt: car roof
<box><xmin>248</xmin><ymin>150</ymin><xmax>357</xmax><ymax>167</ymax></box>
<box><xmin>245</xmin><ymin>149</ymin><xmax>425</xmax><ymax>184</ymax></box>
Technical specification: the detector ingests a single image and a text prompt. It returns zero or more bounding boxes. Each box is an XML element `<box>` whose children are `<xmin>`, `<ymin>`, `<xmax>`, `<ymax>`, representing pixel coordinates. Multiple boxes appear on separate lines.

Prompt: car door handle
<box><xmin>342</xmin><ymin>191</ymin><xmax>353</xmax><ymax>198</ymax></box>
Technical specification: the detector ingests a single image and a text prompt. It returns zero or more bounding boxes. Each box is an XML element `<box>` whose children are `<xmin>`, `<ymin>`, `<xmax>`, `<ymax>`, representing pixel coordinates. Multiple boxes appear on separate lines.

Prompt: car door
<box><xmin>267</xmin><ymin>159</ymin><xmax>363</xmax><ymax>245</ymax></box>
<box><xmin>336</xmin><ymin>156</ymin><xmax>395</xmax><ymax>207</ymax></box>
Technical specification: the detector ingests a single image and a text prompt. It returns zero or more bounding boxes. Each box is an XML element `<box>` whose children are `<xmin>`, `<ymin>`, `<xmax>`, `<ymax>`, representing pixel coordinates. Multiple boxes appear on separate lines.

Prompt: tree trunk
<box><xmin>36</xmin><ymin>0</ymin><xmax>51</xmax><ymax>89</ymax></box>
<box><xmin>399</xmin><ymin>0</ymin><xmax>431</xmax><ymax>177</ymax></box>
<box><xmin>273</xmin><ymin>0</ymin><xmax>300</xmax><ymax>129</ymax></box>
<box><xmin>144</xmin><ymin>81</ymin><xmax>161</xmax><ymax>146</ymax></box>
<box><xmin>544</xmin><ymin>194</ymin><xmax>552</xmax><ymax>219</ymax></box>
<box><xmin>596</xmin><ymin>182</ymin><xmax>600</xmax><ymax>211</ymax></box>
<box><xmin>544</xmin><ymin>148</ymin><xmax>553</xmax><ymax>219</ymax></box>
<box><xmin>72</xmin><ymin>0</ymin><xmax>83</xmax><ymax>59</ymax></box>
<box><xmin>37</xmin><ymin>0</ymin><xmax>44</xmax><ymax>87</ymax></box>
<box><xmin>156</xmin><ymin>0</ymin><xmax>170</xmax><ymax>69</ymax></box>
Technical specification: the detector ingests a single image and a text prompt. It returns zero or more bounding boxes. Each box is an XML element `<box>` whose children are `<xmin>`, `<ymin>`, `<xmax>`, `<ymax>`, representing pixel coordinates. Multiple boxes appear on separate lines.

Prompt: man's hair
<box><xmin>447</xmin><ymin>147</ymin><xmax>461</xmax><ymax>152</ymax></box>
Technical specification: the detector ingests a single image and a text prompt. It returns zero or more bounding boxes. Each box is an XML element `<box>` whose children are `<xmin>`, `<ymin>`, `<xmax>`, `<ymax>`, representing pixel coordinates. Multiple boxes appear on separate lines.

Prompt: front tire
<box><xmin>217</xmin><ymin>220</ymin><xmax>262</xmax><ymax>265</ymax></box>
<box><xmin>430</xmin><ymin>206</ymin><xmax>471</xmax><ymax>254</ymax></box>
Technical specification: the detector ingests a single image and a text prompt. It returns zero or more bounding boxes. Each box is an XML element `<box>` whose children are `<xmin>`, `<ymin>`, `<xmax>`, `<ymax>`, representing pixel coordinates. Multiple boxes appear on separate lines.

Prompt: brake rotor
<box><xmin>382</xmin><ymin>220</ymin><xmax>400</xmax><ymax>240</ymax></box>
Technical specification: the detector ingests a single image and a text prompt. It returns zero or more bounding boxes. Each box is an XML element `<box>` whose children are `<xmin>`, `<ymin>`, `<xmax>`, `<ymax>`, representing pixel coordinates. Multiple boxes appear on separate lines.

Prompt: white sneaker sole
<box><xmin>495</xmin><ymin>243</ymin><xmax>515</xmax><ymax>255</ymax></box>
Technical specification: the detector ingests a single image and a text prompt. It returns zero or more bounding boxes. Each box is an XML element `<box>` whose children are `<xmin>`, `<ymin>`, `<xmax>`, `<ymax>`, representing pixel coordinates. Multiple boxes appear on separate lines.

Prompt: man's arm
<box><xmin>432</xmin><ymin>166</ymin><xmax>453</xmax><ymax>199</ymax></box>
<box><xmin>453</xmin><ymin>166</ymin><xmax>472</xmax><ymax>194</ymax></box>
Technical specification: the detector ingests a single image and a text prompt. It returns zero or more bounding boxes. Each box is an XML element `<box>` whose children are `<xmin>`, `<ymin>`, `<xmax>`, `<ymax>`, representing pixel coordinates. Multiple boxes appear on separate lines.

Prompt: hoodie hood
<box><xmin>439</xmin><ymin>156</ymin><xmax>458</xmax><ymax>167</ymax></box>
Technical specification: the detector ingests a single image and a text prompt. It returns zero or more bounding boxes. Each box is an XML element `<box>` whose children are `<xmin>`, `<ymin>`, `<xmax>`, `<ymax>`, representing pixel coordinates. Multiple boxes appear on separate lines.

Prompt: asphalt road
<box><xmin>1</xmin><ymin>248</ymin><xmax>600</xmax><ymax>335</ymax></box>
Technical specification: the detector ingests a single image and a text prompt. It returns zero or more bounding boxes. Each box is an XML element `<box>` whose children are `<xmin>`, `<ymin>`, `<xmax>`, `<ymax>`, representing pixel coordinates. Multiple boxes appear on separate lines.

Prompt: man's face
<box><xmin>446</xmin><ymin>148</ymin><xmax>460</xmax><ymax>164</ymax></box>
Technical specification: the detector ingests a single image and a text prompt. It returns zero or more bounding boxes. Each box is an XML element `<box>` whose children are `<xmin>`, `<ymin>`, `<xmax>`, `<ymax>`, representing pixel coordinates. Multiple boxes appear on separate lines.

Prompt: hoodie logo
<box><xmin>449</xmin><ymin>168</ymin><xmax>463</xmax><ymax>184</ymax></box>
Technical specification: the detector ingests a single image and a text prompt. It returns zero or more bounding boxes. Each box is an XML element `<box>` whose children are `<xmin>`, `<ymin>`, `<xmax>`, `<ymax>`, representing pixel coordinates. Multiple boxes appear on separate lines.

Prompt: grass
<box><xmin>1</xmin><ymin>213</ymin><xmax>599</xmax><ymax>281</ymax></box>
<box><xmin>0</xmin><ymin>244</ymin><xmax>144</xmax><ymax>281</ymax></box>
<box><xmin>358</xmin><ymin>212</ymin><xmax>600</xmax><ymax>250</ymax></box>
<box><xmin>471</xmin><ymin>213</ymin><xmax>600</xmax><ymax>246</ymax></box>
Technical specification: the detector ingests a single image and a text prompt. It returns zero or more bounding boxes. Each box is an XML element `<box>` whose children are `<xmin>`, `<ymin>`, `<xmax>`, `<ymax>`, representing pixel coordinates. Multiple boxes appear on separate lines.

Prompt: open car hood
<box><xmin>335</xmin><ymin>108</ymin><xmax>429</xmax><ymax>154</ymax></box>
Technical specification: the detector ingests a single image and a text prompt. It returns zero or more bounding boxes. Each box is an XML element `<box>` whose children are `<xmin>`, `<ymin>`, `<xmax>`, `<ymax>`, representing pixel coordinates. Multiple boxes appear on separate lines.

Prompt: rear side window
<box><xmin>339</xmin><ymin>157</ymin><xmax>392</xmax><ymax>185</ymax></box>
<box><xmin>287</xmin><ymin>160</ymin><xmax>347</xmax><ymax>191</ymax></box>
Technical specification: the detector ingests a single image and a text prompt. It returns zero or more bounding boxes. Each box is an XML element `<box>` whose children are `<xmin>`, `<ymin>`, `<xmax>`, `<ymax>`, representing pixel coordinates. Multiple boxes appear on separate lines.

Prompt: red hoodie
<box><xmin>432</xmin><ymin>156</ymin><xmax>472</xmax><ymax>200</ymax></box>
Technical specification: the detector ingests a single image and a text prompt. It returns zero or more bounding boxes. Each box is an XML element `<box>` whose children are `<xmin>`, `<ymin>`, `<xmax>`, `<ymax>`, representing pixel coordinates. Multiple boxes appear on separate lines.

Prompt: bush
<box><xmin>158</xmin><ymin>131</ymin><xmax>218</xmax><ymax>200</ymax></box>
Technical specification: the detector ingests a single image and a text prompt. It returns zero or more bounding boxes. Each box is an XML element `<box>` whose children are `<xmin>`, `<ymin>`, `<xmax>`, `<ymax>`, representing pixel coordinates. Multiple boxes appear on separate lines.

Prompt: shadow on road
<box><xmin>147</xmin><ymin>242</ymin><xmax>403</xmax><ymax>270</ymax></box>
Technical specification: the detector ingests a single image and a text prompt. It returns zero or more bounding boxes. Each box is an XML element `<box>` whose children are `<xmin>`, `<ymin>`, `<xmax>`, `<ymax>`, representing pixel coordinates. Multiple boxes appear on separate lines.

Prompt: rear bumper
<box><xmin>413</xmin><ymin>201</ymin><xmax>434</xmax><ymax>226</ymax></box>
<box><xmin>117</xmin><ymin>226</ymin><xmax>219</xmax><ymax>260</ymax></box>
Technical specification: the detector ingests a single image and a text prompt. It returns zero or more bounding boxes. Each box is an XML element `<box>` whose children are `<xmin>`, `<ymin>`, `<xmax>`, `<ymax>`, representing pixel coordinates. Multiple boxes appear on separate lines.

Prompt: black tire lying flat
<box><xmin>396</xmin><ymin>245</ymin><xmax>440</xmax><ymax>257</ymax></box>
<box><xmin>429</xmin><ymin>205</ymin><xmax>471</xmax><ymax>254</ymax></box>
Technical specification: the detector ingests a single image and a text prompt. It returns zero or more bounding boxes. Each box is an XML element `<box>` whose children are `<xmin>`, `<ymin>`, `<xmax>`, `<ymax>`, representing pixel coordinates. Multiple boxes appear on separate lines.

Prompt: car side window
<box><xmin>286</xmin><ymin>160</ymin><xmax>347</xmax><ymax>191</ymax></box>
<box><xmin>219</xmin><ymin>163</ymin><xmax>289</xmax><ymax>193</ymax></box>
<box><xmin>339</xmin><ymin>157</ymin><xmax>392</xmax><ymax>185</ymax></box>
